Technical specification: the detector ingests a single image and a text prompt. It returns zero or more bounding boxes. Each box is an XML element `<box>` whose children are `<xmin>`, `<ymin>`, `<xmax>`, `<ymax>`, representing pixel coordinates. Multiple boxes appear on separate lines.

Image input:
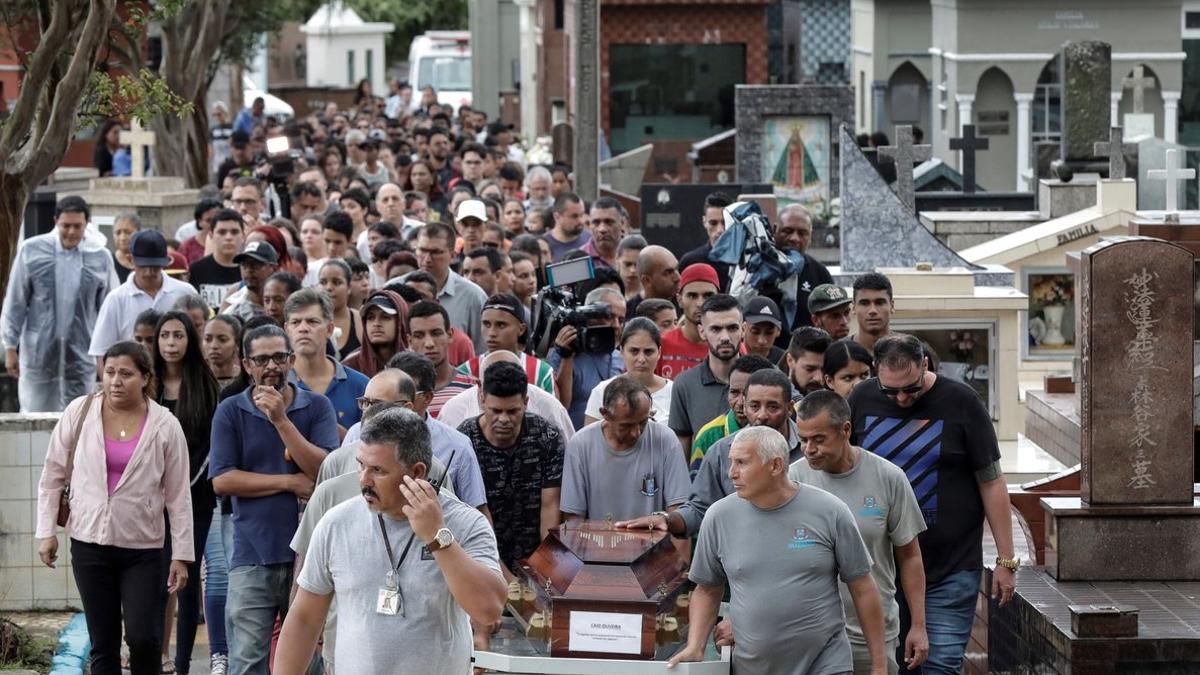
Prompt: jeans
<box><xmin>898</xmin><ymin>568</ymin><xmax>979</xmax><ymax>675</ymax></box>
<box><xmin>71</xmin><ymin>539</ymin><xmax>164</xmax><ymax>675</ymax></box>
<box><xmin>221</xmin><ymin>509</ymin><xmax>236</xmax><ymax>656</ymax></box>
<box><xmin>203</xmin><ymin>509</ymin><xmax>230</xmax><ymax>655</ymax></box>
<box><xmin>174</xmin><ymin>506</ymin><xmax>213</xmax><ymax>673</ymax></box>
<box><xmin>226</xmin><ymin>563</ymin><xmax>293</xmax><ymax>675</ymax></box>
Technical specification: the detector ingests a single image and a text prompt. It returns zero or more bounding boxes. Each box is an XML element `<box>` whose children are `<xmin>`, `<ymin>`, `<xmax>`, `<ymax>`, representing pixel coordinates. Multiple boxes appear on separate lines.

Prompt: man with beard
<box><xmin>210</xmin><ymin>324</ymin><xmax>339</xmax><ymax>675</ymax></box>
<box><xmin>618</xmin><ymin>367</ymin><xmax>804</xmax><ymax>539</ymax></box>
<box><xmin>284</xmin><ymin>288</ymin><xmax>370</xmax><ymax>428</ymax></box>
<box><xmin>808</xmin><ymin>283</ymin><xmax>853</xmax><ymax>340</ymax></box>
<box><xmin>542</xmin><ymin>193</ymin><xmax>590</xmax><ymax>262</ymax></box>
<box><xmin>656</xmin><ymin>263</ymin><xmax>718</xmax><ymax>380</ymax></box>
<box><xmin>427</xmin><ymin>127</ymin><xmax>459</xmax><ymax>190</ymax></box>
<box><xmin>667</xmin><ymin>293</ymin><xmax>743</xmax><ymax>454</ymax></box>
<box><xmin>785</xmin><ymin>327</ymin><xmax>832</xmax><ymax>405</ymax></box>
<box><xmin>276</xmin><ymin>407</ymin><xmax>505</xmax><ymax>675</ymax></box>
<box><xmin>579</xmin><ymin>197</ymin><xmax>623</xmax><ymax>269</ymax></box>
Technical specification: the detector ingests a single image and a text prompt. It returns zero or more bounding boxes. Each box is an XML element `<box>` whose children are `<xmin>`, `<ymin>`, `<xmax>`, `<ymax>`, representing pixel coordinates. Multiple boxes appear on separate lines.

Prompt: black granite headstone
<box><xmin>640</xmin><ymin>183</ymin><xmax>771</xmax><ymax>252</ymax></box>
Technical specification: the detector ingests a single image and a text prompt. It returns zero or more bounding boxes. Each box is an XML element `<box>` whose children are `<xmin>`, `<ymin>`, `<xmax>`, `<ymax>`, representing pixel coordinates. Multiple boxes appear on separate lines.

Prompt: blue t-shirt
<box><xmin>546</xmin><ymin>348</ymin><xmax>624</xmax><ymax>429</ymax></box>
<box><xmin>289</xmin><ymin>357</ymin><xmax>369</xmax><ymax>428</ymax></box>
<box><xmin>209</xmin><ymin>384</ymin><xmax>340</xmax><ymax>567</ymax></box>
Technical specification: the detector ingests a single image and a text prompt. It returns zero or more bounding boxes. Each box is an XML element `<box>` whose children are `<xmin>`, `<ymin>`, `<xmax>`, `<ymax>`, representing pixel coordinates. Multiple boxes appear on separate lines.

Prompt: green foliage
<box><xmin>0</xmin><ymin>618</ymin><xmax>54</xmax><ymax>671</ymax></box>
<box><xmin>76</xmin><ymin>69</ymin><xmax>194</xmax><ymax>131</ymax></box>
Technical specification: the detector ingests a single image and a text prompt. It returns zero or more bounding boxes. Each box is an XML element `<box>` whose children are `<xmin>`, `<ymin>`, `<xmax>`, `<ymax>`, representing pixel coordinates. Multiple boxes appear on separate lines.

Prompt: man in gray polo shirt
<box><xmin>668</xmin><ymin>426</ymin><xmax>887</xmax><ymax>675</ymax></box>
<box><xmin>561</xmin><ymin>375</ymin><xmax>689</xmax><ymax>522</ymax></box>
<box><xmin>668</xmin><ymin>293</ymin><xmax>744</xmax><ymax>453</ymax></box>
<box><xmin>617</xmin><ymin>368</ymin><xmax>802</xmax><ymax>538</ymax></box>
<box><xmin>789</xmin><ymin>390</ymin><xmax>929</xmax><ymax>674</ymax></box>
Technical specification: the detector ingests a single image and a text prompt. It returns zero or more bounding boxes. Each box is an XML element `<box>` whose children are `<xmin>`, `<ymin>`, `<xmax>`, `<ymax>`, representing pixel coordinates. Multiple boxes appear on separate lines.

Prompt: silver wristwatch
<box><xmin>427</xmin><ymin>527</ymin><xmax>455</xmax><ymax>553</ymax></box>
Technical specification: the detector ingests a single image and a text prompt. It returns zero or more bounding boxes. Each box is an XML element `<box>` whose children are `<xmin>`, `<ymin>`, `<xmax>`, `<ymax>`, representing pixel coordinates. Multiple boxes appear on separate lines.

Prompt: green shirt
<box><xmin>689</xmin><ymin>409</ymin><xmax>740</xmax><ymax>476</ymax></box>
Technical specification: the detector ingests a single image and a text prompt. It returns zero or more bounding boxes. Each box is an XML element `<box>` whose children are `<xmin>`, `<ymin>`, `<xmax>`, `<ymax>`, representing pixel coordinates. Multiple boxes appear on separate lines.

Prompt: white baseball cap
<box><xmin>455</xmin><ymin>199</ymin><xmax>487</xmax><ymax>223</ymax></box>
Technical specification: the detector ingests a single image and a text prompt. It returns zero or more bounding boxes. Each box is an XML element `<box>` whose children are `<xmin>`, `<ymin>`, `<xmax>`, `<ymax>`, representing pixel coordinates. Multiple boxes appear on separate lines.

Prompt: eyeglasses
<box><xmin>232</xmin><ymin>198</ymin><xmax>259</xmax><ymax>207</ymax></box>
<box><xmin>246</xmin><ymin>351</ymin><xmax>292</xmax><ymax>367</ymax></box>
<box><xmin>878</xmin><ymin>374</ymin><xmax>924</xmax><ymax>399</ymax></box>
<box><xmin>356</xmin><ymin>397</ymin><xmax>413</xmax><ymax>411</ymax></box>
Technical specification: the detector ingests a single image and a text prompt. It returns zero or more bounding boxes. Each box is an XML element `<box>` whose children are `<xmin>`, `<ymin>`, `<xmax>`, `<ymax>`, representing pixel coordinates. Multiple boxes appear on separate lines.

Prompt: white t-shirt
<box><xmin>584</xmin><ymin>375</ymin><xmax>673</xmax><ymax>428</ymax></box>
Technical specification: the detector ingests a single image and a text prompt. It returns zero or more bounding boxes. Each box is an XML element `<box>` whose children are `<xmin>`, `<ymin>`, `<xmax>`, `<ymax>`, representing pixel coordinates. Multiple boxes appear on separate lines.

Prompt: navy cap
<box><xmin>130</xmin><ymin>230</ymin><xmax>172</xmax><ymax>268</ymax></box>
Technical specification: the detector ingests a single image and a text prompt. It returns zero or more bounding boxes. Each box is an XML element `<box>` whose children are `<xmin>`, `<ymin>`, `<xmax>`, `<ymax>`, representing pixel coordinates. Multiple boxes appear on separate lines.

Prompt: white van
<box><xmin>407</xmin><ymin>31</ymin><xmax>472</xmax><ymax>112</ymax></box>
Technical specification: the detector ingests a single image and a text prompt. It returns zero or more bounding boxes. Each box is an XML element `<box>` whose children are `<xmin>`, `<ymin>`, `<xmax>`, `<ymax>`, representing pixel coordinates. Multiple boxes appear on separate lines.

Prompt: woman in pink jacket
<box><xmin>35</xmin><ymin>340</ymin><xmax>194</xmax><ymax>675</ymax></box>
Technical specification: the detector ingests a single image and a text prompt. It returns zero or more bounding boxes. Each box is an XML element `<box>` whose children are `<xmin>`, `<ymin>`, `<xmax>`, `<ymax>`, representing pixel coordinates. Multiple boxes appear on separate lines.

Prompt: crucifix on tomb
<box><xmin>1146</xmin><ymin>148</ymin><xmax>1195</xmax><ymax>213</ymax></box>
<box><xmin>1092</xmin><ymin>126</ymin><xmax>1137</xmax><ymax>180</ymax></box>
<box><xmin>877</xmin><ymin>125</ymin><xmax>932</xmax><ymax>214</ymax></box>
<box><xmin>949</xmin><ymin>124</ymin><xmax>989</xmax><ymax>194</ymax></box>
<box><xmin>1122</xmin><ymin>65</ymin><xmax>1156</xmax><ymax>115</ymax></box>
<box><xmin>119</xmin><ymin>119</ymin><xmax>156</xmax><ymax>179</ymax></box>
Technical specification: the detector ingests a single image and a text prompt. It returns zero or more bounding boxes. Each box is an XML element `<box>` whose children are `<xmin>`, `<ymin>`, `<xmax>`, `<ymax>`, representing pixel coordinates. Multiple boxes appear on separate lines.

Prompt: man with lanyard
<box><xmin>275</xmin><ymin>407</ymin><xmax>506</xmax><ymax>675</ymax></box>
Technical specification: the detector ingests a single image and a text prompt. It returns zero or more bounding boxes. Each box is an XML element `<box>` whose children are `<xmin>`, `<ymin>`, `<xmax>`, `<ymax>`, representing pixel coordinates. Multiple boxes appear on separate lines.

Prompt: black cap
<box><xmin>130</xmin><ymin>230</ymin><xmax>172</xmax><ymax>267</ymax></box>
<box><xmin>481</xmin><ymin>293</ymin><xmax>526</xmax><ymax>323</ymax></box>
<box><xmin>362</xmin><ymin>294</ymin><xmax>398</xmax><ymax>316</ymax></box>
<box><xmin>230</xmin><ymin>130</ymin><xmax>250</xmax><ymax>149</ymax></box>
<box><xmin>743</xmin><ymin>296</ymin><xmax>782</xmax><ymax>328</ymax></box>
<box><xmin>233</xmin><ymin>241</ymin><xmax>279</xmax><ymax>265</ymax></box>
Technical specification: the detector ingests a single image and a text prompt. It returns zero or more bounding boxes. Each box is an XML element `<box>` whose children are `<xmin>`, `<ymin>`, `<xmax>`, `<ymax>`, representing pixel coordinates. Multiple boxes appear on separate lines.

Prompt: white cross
<box><xmin>1147</xmin><ymin>149</ymin><xmax>1195</xmax><ymax>213</ymax></box>
<box><xmin>119</xmin><ymin>119</ymin><xmax>156</xmax><ymax>179</ymax></box>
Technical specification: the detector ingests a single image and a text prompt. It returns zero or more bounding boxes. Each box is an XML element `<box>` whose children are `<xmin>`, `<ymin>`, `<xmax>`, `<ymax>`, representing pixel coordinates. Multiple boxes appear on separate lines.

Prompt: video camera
<box><xmin>528</xmin><ymin>257</ymin><xmax>618</xmax><ymax>358</ymax></box>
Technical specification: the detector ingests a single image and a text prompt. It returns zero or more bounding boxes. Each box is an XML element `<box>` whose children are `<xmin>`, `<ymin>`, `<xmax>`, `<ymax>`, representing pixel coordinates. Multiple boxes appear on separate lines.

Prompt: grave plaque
<box><xmin>641</xmin><ymin>183</ymin><xmax>771</xmax><ymax>252</ymax></box>
<box><xmin>515</xmin><ymin>520</ymin><xmax>689</xmax><ymax>660</ymax></box>
<box><xmin>1078</xmin><ymin>236</ymin><xmax>1194</xmax><ymax>506</ymax></box>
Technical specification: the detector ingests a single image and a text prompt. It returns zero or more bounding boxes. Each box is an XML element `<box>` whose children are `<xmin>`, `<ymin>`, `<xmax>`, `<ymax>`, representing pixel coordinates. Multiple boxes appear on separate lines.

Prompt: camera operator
<box><xmin>546</xmin><ymin>287</ymin><xmax>626</xmax><ymax>430</ymax></box>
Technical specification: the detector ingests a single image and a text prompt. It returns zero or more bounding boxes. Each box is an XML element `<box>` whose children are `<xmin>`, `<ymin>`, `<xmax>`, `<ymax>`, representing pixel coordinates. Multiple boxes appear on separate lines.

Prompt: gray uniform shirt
<box><xmin>297</xmin><ymin>494</ymin><xmax>502</xmax><ymax>675</ymax></box>
<box><xmin>691</xmin><ymin>484</ymin><xmax>873</xmax><ymax>675</ymax></box>
<box><xmin>678</xmin><ymin>421</ymin><xmax>804</xmax><ymax>536</ymax></box>
<box><xmin>560</xmin><ymin>421</ymin><xmax>690</xmax><ymax>521</ymax></box>
<box><xmin>790</xmin><ymin>450</ymin><xmax>927</xmax><ymax>643</ymax></box>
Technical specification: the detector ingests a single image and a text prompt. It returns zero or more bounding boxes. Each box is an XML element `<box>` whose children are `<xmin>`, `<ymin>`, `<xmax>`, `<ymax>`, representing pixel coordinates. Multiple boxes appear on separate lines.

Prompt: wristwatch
<box><xmin>995</xmin><ymin>556</ymin><xmax>1020</xmax><ymax>571</ymax></box>
<box><xmin>651</xmin><ymin>511</ymin><xmax>671</xmax><ymax>529</ymax></box>
<box><xmin>427</xmin><ymin>527</ymin><xmax>455</xmax><ymax>553</ymax></box>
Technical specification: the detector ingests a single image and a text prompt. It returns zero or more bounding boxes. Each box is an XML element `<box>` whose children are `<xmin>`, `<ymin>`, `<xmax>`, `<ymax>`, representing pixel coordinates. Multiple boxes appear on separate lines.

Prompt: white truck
<box><xmin>406</xmin><ymin>31</ymin><xmax>473</xmax><ymax>112</ymax></box>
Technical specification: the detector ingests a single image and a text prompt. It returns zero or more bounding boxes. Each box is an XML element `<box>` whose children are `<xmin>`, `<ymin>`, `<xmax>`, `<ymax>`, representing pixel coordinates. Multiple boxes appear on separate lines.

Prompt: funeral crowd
<box><xmin>13</xmin><ymin>87</ymin><xmax>1016</xmax><ymax>675</ymax></box>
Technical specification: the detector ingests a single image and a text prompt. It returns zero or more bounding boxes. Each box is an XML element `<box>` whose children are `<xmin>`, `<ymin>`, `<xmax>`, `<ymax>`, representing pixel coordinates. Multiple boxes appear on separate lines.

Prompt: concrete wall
<box><xmin>306</xmin><ymin>33</ymin><xmax>389</xmax><ymax>94</ymax></box>
<box><xmin>0</xmin><ymin>415</ymin><xmax>81</xmax><ymax>611</ymax></box>
<box><xmin>921</xmin><ymin>212</ymin><xmax>1043</xmax><ymax>251</ymax></box>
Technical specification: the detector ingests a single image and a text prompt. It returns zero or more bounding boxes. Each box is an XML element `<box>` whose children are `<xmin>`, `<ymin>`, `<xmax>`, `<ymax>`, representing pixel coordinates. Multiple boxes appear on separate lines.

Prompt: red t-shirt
<box><xmin>656</xmin><ymin>327</ymin><xmax>708</xmax><ymax>381</ymax></box>
<box><xmin>448</xmin><ymin>328</ymin><xmax>475</xmax><ymax>368</ymax></box>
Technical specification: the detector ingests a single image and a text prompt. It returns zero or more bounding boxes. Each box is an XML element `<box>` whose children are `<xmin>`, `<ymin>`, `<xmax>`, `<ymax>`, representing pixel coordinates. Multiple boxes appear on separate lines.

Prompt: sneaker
<box><xmin>210</xmin><ymin>654</ymin><xmax>228</xmax><ymax>675</ymax></box>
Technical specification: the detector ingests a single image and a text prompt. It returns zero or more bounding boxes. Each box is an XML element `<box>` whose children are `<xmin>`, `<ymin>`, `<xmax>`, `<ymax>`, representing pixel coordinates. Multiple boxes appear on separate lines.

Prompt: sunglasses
<box><xmin>878</xmin><ymin>374</ymin><xmax>924</xmax><ymax>399</ymax></box>
<box><xmin>356</xmin><ymin>397</ymin><xmax>413</xmax><ymax>412</ymax></box>
<box><xmin>246</xmin><ymin>351</ymin><xmax>292</xmax><ymax>368</ymax></box>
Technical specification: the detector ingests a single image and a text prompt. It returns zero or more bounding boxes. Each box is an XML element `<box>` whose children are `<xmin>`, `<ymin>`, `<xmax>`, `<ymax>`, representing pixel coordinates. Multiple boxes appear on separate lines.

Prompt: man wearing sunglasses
<box><xmin>209</xmin><ymin>324</ymin><xmax>340</xmax><ymax>675</ymax></box>
<box><xmin>847</xmin><ymin>333</ymin><xmax>1016</xmax><ymax>675</ymax></box>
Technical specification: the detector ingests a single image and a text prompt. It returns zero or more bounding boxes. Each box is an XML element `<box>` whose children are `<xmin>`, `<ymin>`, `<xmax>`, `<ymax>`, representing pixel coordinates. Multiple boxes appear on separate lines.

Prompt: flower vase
<box><xmin>1040</xmin><ymin>305</ymin><xmax>1067</xmax><ymax>346</ymax></box>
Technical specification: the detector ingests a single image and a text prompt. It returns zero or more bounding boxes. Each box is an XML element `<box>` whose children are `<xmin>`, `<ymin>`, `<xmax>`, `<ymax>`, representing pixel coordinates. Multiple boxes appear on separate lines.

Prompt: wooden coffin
<box><xmin>515</xmin><ymin>519</ymin><xmax>690</xmax><ymax>660</ymax></box>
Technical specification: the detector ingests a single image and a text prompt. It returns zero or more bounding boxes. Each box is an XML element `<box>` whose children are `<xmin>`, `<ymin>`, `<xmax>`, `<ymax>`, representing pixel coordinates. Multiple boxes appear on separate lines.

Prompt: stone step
<box><xmin>1000</xmin><ymin>434</ymin><xmax>1070</xmax><ymax>485</ymax></box>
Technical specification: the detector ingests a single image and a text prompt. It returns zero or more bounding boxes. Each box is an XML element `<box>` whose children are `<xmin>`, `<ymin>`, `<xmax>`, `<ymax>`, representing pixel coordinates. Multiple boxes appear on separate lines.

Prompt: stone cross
<box><xmin>119</xmin><ymin>119</ymin><xmax>156</xmax><ymax>179</ymax></box>
<box><xmin>1093</xmin><ymin>126</ymin><xmax>1137</xmax><ymax>180</ymax></box>
<box><xmin>877</xmin><ymin>125</ymin><xmax>932</xmax><ymax>214</ymax></box>
<box><xmin>1122</xmin><ymin>65</ymin><xmax>1156</xmax><ymax>115</ymax></box>
<box><xmin>949</xmin><ymin>124</ymin><xmax>989</xmax><ymax>194</ymax></box>
<box><xmin>1146</xmin><ymin>148</ymin><xmax>1195</xmax><ymax>212</ymax></box>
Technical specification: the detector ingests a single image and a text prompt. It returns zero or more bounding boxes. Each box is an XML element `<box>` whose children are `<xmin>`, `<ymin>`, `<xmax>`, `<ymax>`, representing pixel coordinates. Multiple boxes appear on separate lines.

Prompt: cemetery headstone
<box><xmin>552</xmin><ymin>123</ymin><xmax>574</xmax><ymax>167</ymax></box>
<box><xmin>1077</xmin><ymin>236</ymin><xmax>1194</xmax><ymax>506</ymax></box>
<box><xmin>1146</xmin><ymin>148</ymin><xmax>1194</xmax><ymax>213</ymax></box>
<box><xmin>877</xmin><ymin>125</ymin><xmax>932</xmax><ymax>213</ymax></box>
<box><xmin>1092</xmin><ymin>126</ymin><xmax>1137</xmax><ymax>180</ymax></box>
<box><xmin>1122</xmin><ymin>65</ymin><xmax>1157</xmax><ymax>140</ymax></box>
<box><xmin>640</xmin><ymin>183</ymin><xmax>770</xmax><ymax>252</ymax></box>
<box><xmin>1136</xmin><ymin>136</ymin><xmax>1189</xmax><ymax>210</ymax></box>
<box><xmin>1059</xmin><ymin>41</ymin><xmax>1111</xmax><ymax>166</ymax></box>
<box><xmin>119</xmin><ymin>119</ymin><xmax>156</xmax><ymax>179</ymax></box>
<box><xmin>948</xmin><ymin>124</ymin><xmax>989</xmax><ymax>194</ymax></box>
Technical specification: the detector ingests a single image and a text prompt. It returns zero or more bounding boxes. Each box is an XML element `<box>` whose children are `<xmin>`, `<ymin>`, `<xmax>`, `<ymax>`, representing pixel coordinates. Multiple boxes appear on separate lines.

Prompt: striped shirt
<box><xmin>456</xmin><ymin>353</ymin><xmax>557</xmax><ymax>397</ymax></box>
<box><xmin>429</xmin><ymin>372</ymin><xmax>476</xmax><ymax>419</ymax></box>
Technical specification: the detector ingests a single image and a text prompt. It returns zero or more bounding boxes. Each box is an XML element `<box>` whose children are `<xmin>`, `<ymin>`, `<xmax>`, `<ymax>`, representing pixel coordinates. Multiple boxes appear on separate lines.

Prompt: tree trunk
<box><xmin>0</xmin><ymin>173</ymin><xmax>32</xmax><ymax>300</ymax></box>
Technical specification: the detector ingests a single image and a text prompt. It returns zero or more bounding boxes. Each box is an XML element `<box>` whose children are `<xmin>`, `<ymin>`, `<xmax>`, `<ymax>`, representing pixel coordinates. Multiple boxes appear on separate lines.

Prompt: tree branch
<box><xmin>27</xmin><ymin>0</ymin><xmax>117</xmax><ymax>182</ymax></box>
<box><xmin>0</xmin><ymin>0</ymin><xmax>76</xmax><ymax>163</ymax></box>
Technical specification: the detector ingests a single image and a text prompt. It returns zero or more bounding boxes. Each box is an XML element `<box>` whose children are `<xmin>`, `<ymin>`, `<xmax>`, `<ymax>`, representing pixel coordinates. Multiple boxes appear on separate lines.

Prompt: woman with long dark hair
<box><xmin>152</xmin><ymin>311</ymin><xmax>219</xmax><ymax>675</ymax></box>
<box><xmin>319</xmin><ymin>258</ymin><xmax>364</xmax><ymax>360</ymax></box>
<box><xmin>203</xmin><ymin>315</ymin><xmax>243</xmax><ymax>391</ymax></box>
<box><xmin>36</xmin><ymin>341</ymin><xmax>193</xmax><ymax>675</ymax></box>
<box><xmin>94</xmin><ymin>119</ymin><xmax>123</xmax><ymax>177</ymax></box>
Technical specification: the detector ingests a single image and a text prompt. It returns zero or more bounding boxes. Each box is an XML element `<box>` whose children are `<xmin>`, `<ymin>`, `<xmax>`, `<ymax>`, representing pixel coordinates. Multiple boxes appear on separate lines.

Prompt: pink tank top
<box><xmin>104</xmin><ymin>415</ymin><xmax>147</xmax><ymax>495</ymax></box>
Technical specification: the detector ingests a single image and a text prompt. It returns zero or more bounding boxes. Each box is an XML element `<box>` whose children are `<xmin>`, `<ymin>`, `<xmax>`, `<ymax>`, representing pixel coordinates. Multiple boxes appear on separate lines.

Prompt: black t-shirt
<box><xmin>216</xmin><ymin>156</ymin><xmax>256</xmax><ymax>188</ymax></box>
<box><xmin>847</xmin><ymin>375</ymin><xmax>1000</xmax><ymax>584</ymax></box>
<box><xmin>113</xmin><ymin>252</ymin><xmax>133</xmax><ymax>284</ymax></box>
<box><xmin>189</xmin><ymin>255</ymin><xmax>242</xmax><ymax>310</ymax></box>
<box><xmin>457</xmin><ymin>413</ymin><xmax>564</xmax><ymax>570</ymax></box>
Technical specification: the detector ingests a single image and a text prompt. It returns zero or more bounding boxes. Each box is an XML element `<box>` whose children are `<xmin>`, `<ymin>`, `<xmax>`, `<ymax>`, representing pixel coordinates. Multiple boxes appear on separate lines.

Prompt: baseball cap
<box><xmin>233</xmin><ymin>241</ymin><xmax>279</xmax><ymax>265</ymax></box>
<box><xmin>807</xmin><ymin>283</ymin><xmax>852</xmax><ymax>314</ymax></box>
<box><xmin>165</xmin><ymin>250</ymin><xmax>189</xmax><ymax>277</ymax></box>
<box><xmin>456</xmin><ymin>199</ymin><xmax>488</xmax><ymax>223</ymax></box>
<box><xmin>230</xmin><ymin>130</ymin><xmax>250</xmax><ymax>149</ymax></box>
<box><xmin>362</xmin><ymin>294</ymin><xmax>399</xmax><ymax>316</ymax></box>
<box><xmin>368</xmin><ymin>129</ymin><xmax>388</xmax><ymax>142</ymax></box>
<box><xmin>744</xmin><ymin>297</ymin><xmax>782</xmax><ymax>328</ymax></box>
<box><xmin>678</xmin><ymin>263</ymin><xmax>720</xmax><ymax>292</ymax></box>
<box><xmin>130</xmin><ymin>230</ymin><xmax>172</xmax><ymax>267</ymax></box>
<box><xmin>481</xmin><ymin>293</ymin><xmax>527</xmax><ymax>324</ymax></box>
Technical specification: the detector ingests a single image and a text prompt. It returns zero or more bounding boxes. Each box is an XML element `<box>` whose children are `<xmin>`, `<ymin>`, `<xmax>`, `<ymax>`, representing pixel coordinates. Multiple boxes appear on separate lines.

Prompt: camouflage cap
<box><xmin>807</xmin><ymin>283</ymin><xmax>851</xmax><ymax>314</ymax></box>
